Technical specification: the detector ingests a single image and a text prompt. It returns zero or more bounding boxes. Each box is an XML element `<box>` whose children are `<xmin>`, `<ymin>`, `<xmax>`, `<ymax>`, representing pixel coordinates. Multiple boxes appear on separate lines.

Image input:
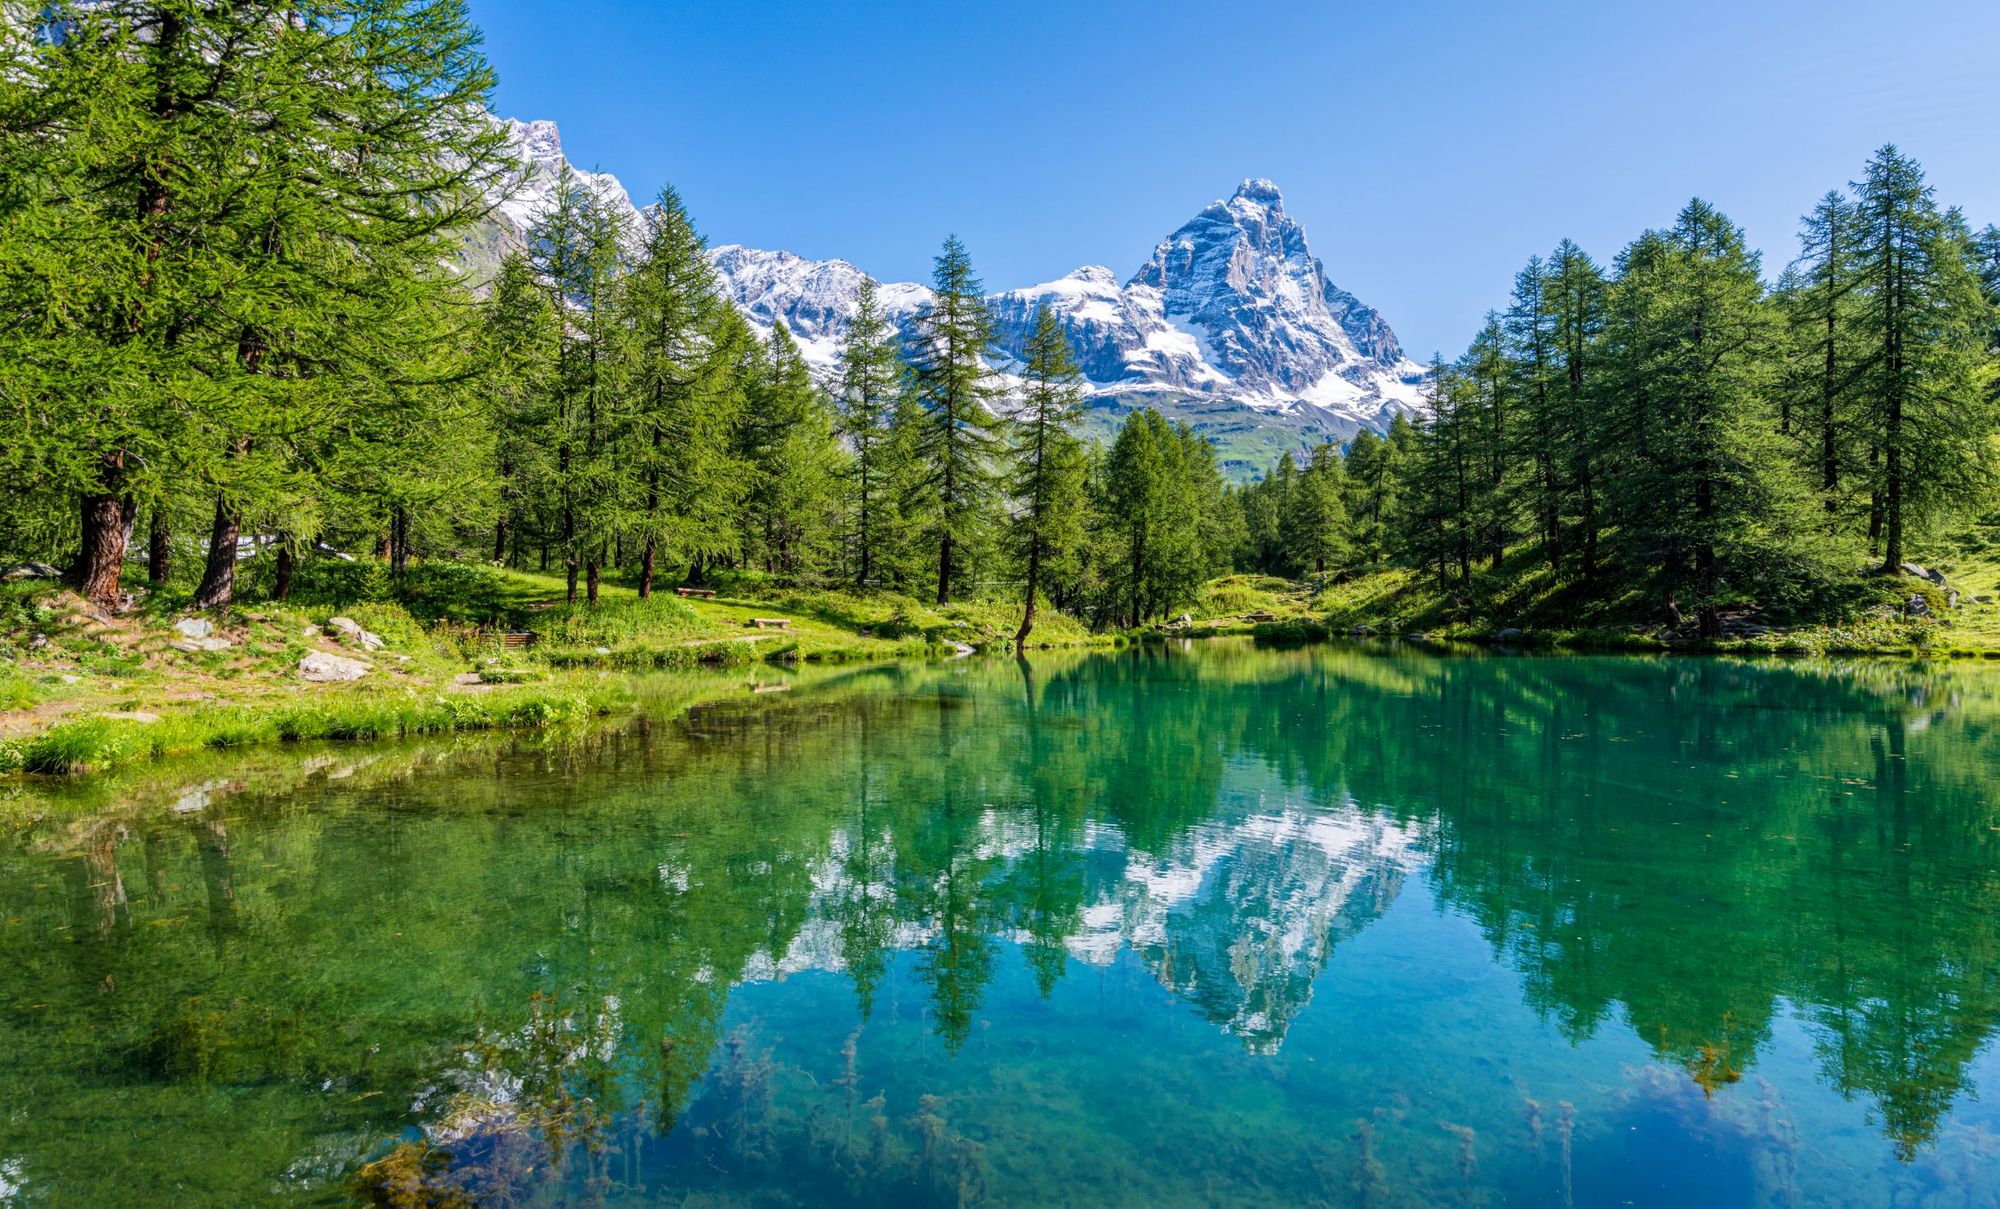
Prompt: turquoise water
<box><xmin>4</xmin><ymin>642</ymin><xmax>2000</xmax><ymax>1205</ymax></box>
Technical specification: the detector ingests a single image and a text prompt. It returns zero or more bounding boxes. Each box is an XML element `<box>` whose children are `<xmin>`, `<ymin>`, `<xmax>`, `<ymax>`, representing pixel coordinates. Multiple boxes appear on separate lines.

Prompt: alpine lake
<box><xmin>4</xmin><ymin>639</ymin><xmax>2000</xmax><ymax>1207</ymax></box>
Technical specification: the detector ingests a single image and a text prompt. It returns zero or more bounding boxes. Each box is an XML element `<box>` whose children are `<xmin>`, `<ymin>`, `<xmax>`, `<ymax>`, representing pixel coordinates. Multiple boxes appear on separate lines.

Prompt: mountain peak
<box><xmin>1232</xmin><ymin>178</ymin><xmax>1285</xmax><ymax>206</ymax></box>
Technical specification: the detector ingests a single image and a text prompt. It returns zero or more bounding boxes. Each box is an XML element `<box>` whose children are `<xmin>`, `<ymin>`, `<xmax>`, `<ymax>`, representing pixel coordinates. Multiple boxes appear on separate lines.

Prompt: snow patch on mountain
<box><xmin>483</xmin><ymin>118</ymin><xmax>1428</xmax><ymax>446</ymax></box>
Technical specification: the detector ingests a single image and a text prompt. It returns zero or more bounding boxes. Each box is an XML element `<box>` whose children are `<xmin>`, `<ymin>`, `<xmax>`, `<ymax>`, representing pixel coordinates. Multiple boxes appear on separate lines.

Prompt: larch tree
<box><xmin>906</xmin><ymin>235</ymin><xmax>1003</xmax><ymax>604</ymax></box>
<box><xmin>1007</xmin><ymin>304</ymin><xmax>1088</xmax><ymax>645</ymax></box>
<box><xmin>617</xmin><ymin>185</ymin><xmax>736</xmax><ymax>597</ymax></box>
<box><xmin>1849</xmin><ymin>146</ymin><xmax>1996</xmax><ymax>572</ymax></box>
<box><xmin>837</xmin><ymin>277</ymin><xmax>904</xmax><ymax>589</ymax></box>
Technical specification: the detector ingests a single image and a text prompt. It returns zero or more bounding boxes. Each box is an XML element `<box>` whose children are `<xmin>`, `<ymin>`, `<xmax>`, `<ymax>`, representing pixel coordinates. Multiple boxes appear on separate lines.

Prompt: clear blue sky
<box><xmin>469</xmin><ymin>0</ymin><xmax>2000</xmax><ymax>360</ymax></box>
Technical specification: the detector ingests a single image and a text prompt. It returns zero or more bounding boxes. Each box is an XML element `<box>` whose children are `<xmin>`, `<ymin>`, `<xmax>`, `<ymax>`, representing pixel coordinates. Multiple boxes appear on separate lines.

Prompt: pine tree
<box><xmin>1606</xmin><ymin>200</ymin><xmax>1821</xmax><ymax>635</ymax></box>
<box><xmin>3</xmin><ymin>1</ymin><xmax>506</xmax><ymax>610</ymax></box>
<box><xmin>617</xmin><ymin>185</ymin><xmax>736</xmax><ymax>596</ymax></box>
<box><xmin>1505</xmin><ymin>256</ymin><xmax>1564</xmax><ymax>571</ymax></box>
<box><xmin>1546</xmin><ymin>240</ymin><xmax>1608</xmax><ymax>581</ymax></box>
<box><xmin>838</xmin><ymin>278</ymin><xmax>904</xmax><ymax>588</ymax></box>
<box><xmin>1282</xmin><ymin>442</ymin><xmax>1347</xmax><ymax>576</ymax></box>
<box><xmin>906</xmin><ymin>236</ymin><xmax>1003</xmax><ymax>604</ymax></box>
<box><xmin>1776</xmin><ymin>192</ymin><xmax>1865</xmax><ymax>519</ymax></box>
<box><xmin>484</xmin><ymin>254</ymin><xmax>560</xmax><ymax>566</ymax></box>
<box><xmin>1849</xmin><ymin>147</ymin><xmax>1997</xmax><ymax>571</ymax></box>
<box><xmin>742</xmin><ymin>327</ymin><xmax>845</xmax><ymax>579</ymax></box>
<box><xmin>1008</xmin><ymin>305</ymin><xmax>1088</xmax><ymax>645</ymax></box>
<box><xmin>528</xmin><ymin>166</ymin><xmax>626</xmax><ymax>603</ymax></box>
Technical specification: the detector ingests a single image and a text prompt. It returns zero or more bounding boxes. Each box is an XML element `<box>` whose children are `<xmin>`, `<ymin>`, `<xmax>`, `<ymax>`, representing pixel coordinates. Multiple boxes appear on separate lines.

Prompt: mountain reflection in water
<box><xmin>3</xmin><ymin>643</ymin><xmax>1999</xmax><ymax>1206</ymax></box>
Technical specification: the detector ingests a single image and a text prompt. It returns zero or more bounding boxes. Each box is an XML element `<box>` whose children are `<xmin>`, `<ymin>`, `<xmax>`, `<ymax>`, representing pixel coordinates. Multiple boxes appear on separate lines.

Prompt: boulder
<box><xmin>174</xmin><ymin>617</ymin><xmax>213</xmax><ymax>639</ymax></box>
<box><xmin>1496</xmin><ymin>627</ymin><xmax>1524</xmax><ymax>640</ymax></box>
<box><xmin>328</xmin><ymin>616</ymin><xmax>385</xmax><ymax>651</ymax></box>
<box><xmin>1906</xmin><ymin>593</ymin><xmax>1931</xmax><ymax>618</ymax></box>
<box><xmin>299</xmin><ymin>652</ymin><xmax>371</xmax><ymax>682</ymax></box>
<box><xmin>1</xmin><ymin>562</ymin><xmax>59</xmax><ymax>581</ymax></box>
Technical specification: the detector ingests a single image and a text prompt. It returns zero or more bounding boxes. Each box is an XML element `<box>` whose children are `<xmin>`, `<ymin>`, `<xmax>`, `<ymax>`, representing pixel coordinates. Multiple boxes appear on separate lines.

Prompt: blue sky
<box><xmin>469</xmin><ymin>0</ymin><xmax>2000</xmax><ymax>360</ymax></box>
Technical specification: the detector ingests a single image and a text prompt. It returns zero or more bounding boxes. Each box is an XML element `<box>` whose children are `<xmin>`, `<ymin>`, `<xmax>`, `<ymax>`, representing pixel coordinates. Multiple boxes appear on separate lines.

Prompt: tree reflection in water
<box><xmin>4</xmin><ymin>644</ymin><xmax>2000</xmax><ymax>1205</ymax></box>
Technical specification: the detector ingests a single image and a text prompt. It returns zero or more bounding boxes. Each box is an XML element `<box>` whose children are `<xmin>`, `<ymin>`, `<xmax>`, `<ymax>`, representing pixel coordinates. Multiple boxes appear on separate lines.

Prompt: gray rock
<box><xmin>1496</xmin><ymin>627</ymin><xmax>1524</xmax><ymax>640</ymax></box>
<box><xmin>1</xmin><ymin>562</ymin><xmax>60</xmax><ymax>581</ymax></box>
<box><xmin>172</xmin><ymin>617</ymin><xmax>212</xmax><ymax>639</ymax></box>
<box><xmin>101</xmin><ymin>710</ymin><xmax>161</xmax><ymax>723</ymax></box>
<box><xmin>327</xmin><ymin>616</ymin><xmax>385</xmax><ymax>651</ymax></box>
<box><xmin>1351</xmin><ymin>624</ymin><xmax>1375</xmax><ymax>636</ymax></box>
<box><xmin>299</xmin><ymin>652</ymin><xmax>371</xmax><ymax>682</ymax></box>
<box><xmin>192</xmin><ymin>637</ymin><xmax>232</xmax><ymax>652</ymax></box>
<box><xmin>1907</xmin><ymin>594</ymin><xmax>1931</xmax><ymax>618</ymax></box>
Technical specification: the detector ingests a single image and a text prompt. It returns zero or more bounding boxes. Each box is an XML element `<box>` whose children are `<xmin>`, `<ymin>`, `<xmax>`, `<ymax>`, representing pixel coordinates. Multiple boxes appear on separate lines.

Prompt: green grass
<box><xmin>1</xmin><ymin>682</ymin><xmax>625</xmax><ymax>776</ymax></box>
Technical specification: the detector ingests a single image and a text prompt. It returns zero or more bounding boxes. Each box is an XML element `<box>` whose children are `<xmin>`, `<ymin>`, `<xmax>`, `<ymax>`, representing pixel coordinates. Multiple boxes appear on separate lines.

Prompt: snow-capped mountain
<box><xmin>476</xmin><ymin>117</ymin><xmax>1428</xmax><ymax>473</ymax></box>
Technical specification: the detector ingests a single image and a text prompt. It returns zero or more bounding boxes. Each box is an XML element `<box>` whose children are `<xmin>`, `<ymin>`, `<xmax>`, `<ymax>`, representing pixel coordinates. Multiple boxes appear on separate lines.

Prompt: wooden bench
<box><xmin>675</xmin><ymin>586</ymin><xmax>717</xmax><ymax>599</ymax></box>
<box><xmin>1243</xmin><ymin>611</ymin><xmax>1278</xmax><ymax>623</ymax></box>
<box><xmin>500</xmin><ymin>631</ymin><xmax>537</xmax><ymax>649</ymax></box>
<box><xmin>747</xmin><ymin>617</ymin><xmax>793</xmax><ymax>631</ymax></box>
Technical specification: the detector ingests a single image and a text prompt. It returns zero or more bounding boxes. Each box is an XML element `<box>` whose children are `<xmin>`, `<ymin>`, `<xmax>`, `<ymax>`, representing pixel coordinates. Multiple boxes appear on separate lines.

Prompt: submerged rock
<box><xmin>299</xmin><ymin>652</ymin><xmax>371</xmax><ymax>682</ymax></box>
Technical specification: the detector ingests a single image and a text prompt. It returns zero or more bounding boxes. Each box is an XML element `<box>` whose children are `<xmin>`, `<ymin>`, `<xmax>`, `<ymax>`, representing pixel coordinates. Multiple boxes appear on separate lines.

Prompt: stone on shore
<box><xmin>299</xmin><ymin>652</ymin><xmax>371</xmax><ymax>682</ymax></box>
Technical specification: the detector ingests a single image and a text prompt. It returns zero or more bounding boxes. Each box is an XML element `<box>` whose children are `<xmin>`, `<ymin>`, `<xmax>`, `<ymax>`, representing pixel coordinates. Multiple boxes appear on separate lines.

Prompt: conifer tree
<box><xmin>1282</xmin><ymin>442</ymin><xmax>1347</xmax><ymax>576</ymax></box>
<box><xmin>906</xmin><ymin>236</ymin><xmax>1004</xmax><ymax>604</ymax></box>
<box><xmin>4</xmin><ymin>0</ymin><xmax>506</xmax><ymax>610</ymax></box>
<box><xmin>1849</xmin><ymin>147</ymin><xmax>1996</xmax><ymax>571</ymax></box>
<box><xmin>1008</xmin><ymin>305</ymin><xmax>1088</xmax><ymax>644</ymax></box>
<box><xmin>528</xmin><ymin>167</ymin><xmax>626</xmax><ymax>603</ymax></box>
<box><xmin>1777</xmin><ymin>192</ymin><xmax>1865</xmax><ymax>519</ymax></box>
<box><xmin>838</xmin><ymin>278</ymin><xmax>904</xmax><ymax>588</ymax></box>
<box><xmin>618</xmin><ymin>185</ymin><xmax>736</xmax><ymax>596</ymax></box>
<box><xmin>1606</xmin><ymin>201</ymin><xmax>1817</xmax><ymax>635</ymax></box>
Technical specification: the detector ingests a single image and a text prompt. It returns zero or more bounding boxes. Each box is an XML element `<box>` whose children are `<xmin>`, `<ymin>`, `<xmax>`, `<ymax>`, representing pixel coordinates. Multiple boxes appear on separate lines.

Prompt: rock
<box><xmin>1906</xmin><ymin>593</ymin><xmax>1931</xmax><ymax>618</ymax></box>
<box><xmin>1977</xmin><ymin>595</ymin><xmax>1995</xmax><ymax>605</ymax></box>
<box><xmin>1351</xmin><ymin>624</ymin><xmax>1375</xmax><ymax>637</ymax></box>
<box><xmin>1948</xmin><ymin>590</ymin><xmax>1961</xmax><ymax>609</ymax></box>
<box><xmin>451</xmin><ymin>672</ymin><xmax>484</xmax><ymax>686</ymax></box>
<box><xmin>1899</xmin><ymin>562</ymin><xmax>1948</xmax><ymax>586</ymax></box>
<box><xmin>299</xmin><ymin>652</ymin><xmax>371</xmax><ymax>682</ymax></box>
<box><xmin>1</xmin><ymin>562</ymin><xmax>60</xmax><ymax>581</ymax></box>
<box><xmin>1496</xmin><ymin>627</ymin><xmax>1524</xmax><ymax>640</ymax></box>
<box><xmin>29</xmin><ymin>634</ymin><xmax>48</xmax><ymax>649</ymax></box>
<box><xmin>173</xmin><ymin>617</ymin><xmax>212</xmax><ymax>639</ymax></box>
<box><xmin>59</xmin><ymin>674</ymin><xmax>80</xmax><ymax>684</ymax></box>
<box><xmin>193</xmin><ymin>637</ymin><xmax>232</xmax><ymax>652</ymax></box>
<box><xmin>328</xmin><ymin>616</ymin><xmax>385</xmax><ymax>651</ymax></box>
<box><xmin>594</xmin><ymin>646</ymin><xmax>610</xmax><ymax>655</ymax></box>
<box><xmin>302</xmin><ymin>624</ymin><xmax>320</xmax><ymax>638</ymax></box>
<box><xmin>101</xmin><ymin>710</ymin><xmax>161</xmax><ymax>723</ymax></box>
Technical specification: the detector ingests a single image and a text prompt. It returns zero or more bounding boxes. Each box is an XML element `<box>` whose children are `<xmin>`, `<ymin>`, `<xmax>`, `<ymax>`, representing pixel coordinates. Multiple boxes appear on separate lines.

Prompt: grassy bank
<box><xmin>0</xmin><ymin>561</ymin><xmax>1115</xmax><ymax>778</ymax></box>
<box><xmin>1232</xmin><ymin>539</ymin><xmax>2000</xmax><ymax>658</ymax></box>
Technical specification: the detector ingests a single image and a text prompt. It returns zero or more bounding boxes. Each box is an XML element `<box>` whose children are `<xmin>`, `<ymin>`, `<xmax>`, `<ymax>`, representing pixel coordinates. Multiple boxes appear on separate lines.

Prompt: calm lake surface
<box><xmin>5</xmin><ymin>642</ymin><xmax>2000</xmax><ymax>1206</ymax></box>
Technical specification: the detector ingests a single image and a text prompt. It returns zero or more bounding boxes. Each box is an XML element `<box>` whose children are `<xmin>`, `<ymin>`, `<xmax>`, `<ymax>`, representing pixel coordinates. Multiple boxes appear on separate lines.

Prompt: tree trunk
<box><xmin>493</xmin><ymin>514</ymin><xmax>508</xmax><ymax>564</ymax></box>
<box><xmin>1015</xmin><ymin>544</ymin><xmax>1040</xmax><ymax>647</ymax></box>
<box><xmin>72</xmin><ymin>492</ymin><xmax>127</xmax><ymax>611</ymax></box>
<box><xmin>936</xmin><ymin>532</ymin><xmax>953</xmax><ymax>606</ymax></box>
<box><xmin>191</xmin><ymin>491</ymin><xmax>240</xmax><ymax>610</ymax></box>
<box><xmin>639</xmin><ymin>538</ymin><xmax>655</xmax><ymax>599</ymax></box>
<box><xmin>273</xmin><ymin>544</ymin><xmax>294</xmax><ymax>602</ymax></box>
<box><xmin>586</xmin><ymin>557</ymin><xmax>600</xmax><ymax>606</ymax></box>
<box><xmin>148</xmin><ymin>507</ymin><xmax>171</xmax><ymax>586</ymax></box>
<box><xmin>69</xmin><ymin>450</ymin><xmax>128</xmax><ymax>611</ymax></box>
<box><xmin>563</xmin><ymin>504</ymin><xmax>577</xmax><ymax>604</ymax></box>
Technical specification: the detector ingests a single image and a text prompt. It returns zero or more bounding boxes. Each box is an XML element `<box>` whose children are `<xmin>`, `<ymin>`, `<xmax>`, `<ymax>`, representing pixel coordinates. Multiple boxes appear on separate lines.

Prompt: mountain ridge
<box><xmin>477</xmin><ymin>116</ymin><xmax>1429</xmax><ymax>475</ymax></box>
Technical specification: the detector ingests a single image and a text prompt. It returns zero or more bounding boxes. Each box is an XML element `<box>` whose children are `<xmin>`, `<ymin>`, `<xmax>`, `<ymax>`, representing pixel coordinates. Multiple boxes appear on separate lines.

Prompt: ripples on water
<box><xmin>3</xmin><ymin>643</ymin><xmax>2000</xmax><ymax>1206</ymax></box>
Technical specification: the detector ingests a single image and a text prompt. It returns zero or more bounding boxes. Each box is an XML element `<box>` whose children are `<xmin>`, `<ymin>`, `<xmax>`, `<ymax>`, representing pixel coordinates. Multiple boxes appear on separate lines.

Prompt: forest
<box><xmin>4</xmin><ymin>1</ymin><xmax>1999</xmax><ymax>646</ymax></box>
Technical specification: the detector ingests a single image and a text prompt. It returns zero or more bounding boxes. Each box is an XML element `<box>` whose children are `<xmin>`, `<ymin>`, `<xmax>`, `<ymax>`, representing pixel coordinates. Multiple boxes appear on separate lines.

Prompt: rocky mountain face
<box><xmin>476</xmin><ymin>117</ymin><xmax>1428</xmax><ymax>477</ymax></box>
